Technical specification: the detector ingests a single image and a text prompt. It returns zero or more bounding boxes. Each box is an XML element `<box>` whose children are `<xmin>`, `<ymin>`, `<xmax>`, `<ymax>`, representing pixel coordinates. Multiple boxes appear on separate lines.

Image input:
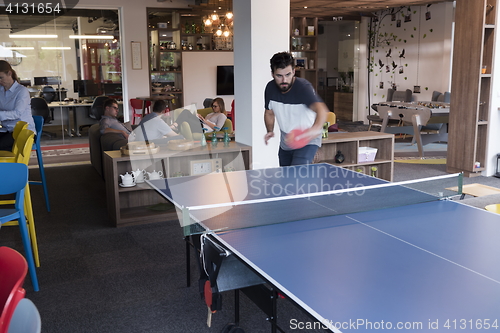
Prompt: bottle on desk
<box><xmin>222</xmin><ymin>127</ymin><xmax>230</xmax><ymax>147</ymax></box>
<box><xmin>322</xmin><ymin>122</ymin><xmax>329</xmax><ymax>139</ymax></box>
<box><xmin>211</xmin><ymin>127</ymin><xmax>219</xmax><ymax>147</ymax></box>
<box><xmin>201</xmin><ymin>128</ymin><xmax>207</xmax><ymax>148</ymax></box>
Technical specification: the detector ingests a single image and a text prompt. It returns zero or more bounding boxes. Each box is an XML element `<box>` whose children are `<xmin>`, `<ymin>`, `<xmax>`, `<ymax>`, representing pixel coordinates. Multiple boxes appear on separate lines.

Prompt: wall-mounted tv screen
<box><xmin>216</xmin><ymin>65</ymin><xmax>234</xmax><ymax>95</ymax></box>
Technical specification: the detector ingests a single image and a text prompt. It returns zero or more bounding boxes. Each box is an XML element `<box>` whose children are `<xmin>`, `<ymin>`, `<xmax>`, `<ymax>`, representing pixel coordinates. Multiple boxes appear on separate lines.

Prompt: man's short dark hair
<box><xmin>153</xmin><ymin>100</ymin><xmax>167</xmax><ymax>113</ymax></box>
<box><xmin>104</xmin><ymin>98</ymin><xmax>118</xmax><ymax>109</ymax></box>
<box><xmin>270</xmin><ymin>52</ymin><xmax>294</xmax><ymax>72</ymax></box>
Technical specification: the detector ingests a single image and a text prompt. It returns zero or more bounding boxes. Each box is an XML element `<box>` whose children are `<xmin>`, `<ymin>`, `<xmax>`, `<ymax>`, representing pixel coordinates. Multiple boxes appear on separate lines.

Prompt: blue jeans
<box><xmin>278</xmin><ymin>145</ymin><xmax>318</xmax><ymax>166</ymax></box>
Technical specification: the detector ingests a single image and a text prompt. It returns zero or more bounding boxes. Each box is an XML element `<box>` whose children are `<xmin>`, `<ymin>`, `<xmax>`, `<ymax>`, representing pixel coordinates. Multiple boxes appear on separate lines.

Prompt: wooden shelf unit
<box><xmin>148</xmin><ymin>9</ymin><xmax>184</xmax><ymax>109</ymax></box>
<box><xmin>103</xmin><ymin>142</ymin><xmax>252</xmax><ymax>227</ymax></box>
<box><xmin>316</xmin><ymin>131</ymin><xmax>394</xmax><ymax>181</ymax></box>
<box><xmin>447</xmin><ymin>0</ymin><xmax>496</xmax><ymax>177</ymax></box>
<box><xmin>291</xmin><ymin>17</ymin><xmax>318</xmax><ymax>90</ymax></box>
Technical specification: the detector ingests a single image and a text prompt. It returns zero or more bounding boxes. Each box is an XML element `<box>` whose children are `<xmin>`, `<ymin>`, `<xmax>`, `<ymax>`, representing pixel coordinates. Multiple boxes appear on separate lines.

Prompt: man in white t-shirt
<box><xmin>129</xmin><ymin>100</ymin><xmax>182</xmax><ymax>143</ymax></box>
<box><xmin>264</xmin><ymin>52</ymin><xmax>329</xmax><ymax>166</ymax></box>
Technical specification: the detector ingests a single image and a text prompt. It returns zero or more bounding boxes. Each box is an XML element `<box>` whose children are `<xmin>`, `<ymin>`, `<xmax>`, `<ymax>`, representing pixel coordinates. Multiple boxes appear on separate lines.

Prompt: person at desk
<box><xmin>99</xmin><ymin>98</ymin><xmax>131</xmax><ymax>139</ymax></box>
<box><xmin>0</xmin><ymin>60</ymin><xmax>35</xmax><ymax>151</ymax></box>
<box><xmin>264</xmin><ymin>52</ymin><xmax>328</xmax><ymax>166</ymax></box>
<box><xmin>171</xmin><ymin>97</ymin><xmax>227</xmax><ymax>134</ymax></box>
<box><xmin>129</xmin><ymin>100</ymin><xmax>182</xmax><ymax>143</ymax></box>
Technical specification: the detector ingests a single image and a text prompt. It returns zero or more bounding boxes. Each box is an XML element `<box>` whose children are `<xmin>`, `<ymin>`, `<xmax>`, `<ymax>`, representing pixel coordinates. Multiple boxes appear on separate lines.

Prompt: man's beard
<box><xmin>279</xmin><ymin>83</ymin><xmax>290</xmax><ymax>92</ymax></box>
<box><xmin>276</xmin><ymin>78</ymin><xmax>294</xmax><ymax>92</ymax></box>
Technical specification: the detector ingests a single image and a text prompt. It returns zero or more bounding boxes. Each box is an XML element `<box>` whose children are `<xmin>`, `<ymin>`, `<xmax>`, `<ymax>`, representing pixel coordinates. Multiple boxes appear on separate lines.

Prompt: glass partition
<box><xmin>0</xmin><ymin>9</ymin><xmax>122</xmax><ymax>143</ymax></box>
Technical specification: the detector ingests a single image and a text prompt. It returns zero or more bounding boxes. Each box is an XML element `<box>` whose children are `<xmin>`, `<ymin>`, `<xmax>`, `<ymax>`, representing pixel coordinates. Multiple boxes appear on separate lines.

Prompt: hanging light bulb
<box><xmin>216</xmin><ymin>26</ymin><xmax>223</xmax><ymax>37</ymax></box>
<box><xmin>204</xmin><ymin>17</ymin><xmax>212</xmax><ymax>26</ymax></box>
<box><xmin>210</xmin><ymin>11</ymin><xmax>219</xmax><ymax>26</ymax></box>
<box><xmin>226</xmin><ymin>11</ymin><xmax>233</xmax><ymax>20</ymax></box>
<box><xmin>223</xmin><ymin>25</ymin><xmax>231</xmax><ymax>37</ymax></box>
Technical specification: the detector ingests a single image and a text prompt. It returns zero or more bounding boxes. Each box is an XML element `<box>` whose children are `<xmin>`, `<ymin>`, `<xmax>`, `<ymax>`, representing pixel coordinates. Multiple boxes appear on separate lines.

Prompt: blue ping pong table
<box><xmin>147</xmin><ymin>163</ymin><xmax>500</xmax><ymax>332</ymax></box>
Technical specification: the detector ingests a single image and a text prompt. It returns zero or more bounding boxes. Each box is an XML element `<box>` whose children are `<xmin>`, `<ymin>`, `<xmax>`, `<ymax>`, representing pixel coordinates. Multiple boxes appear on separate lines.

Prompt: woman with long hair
<box><xmin>0</xmin><ymin>60</ymin><xmax>35</xmax><ymax>150</ymax></box>
<box><xmin>171</xmin><ymin>97</ymin><xmax>227</xmax><ymax>134</ymax></box>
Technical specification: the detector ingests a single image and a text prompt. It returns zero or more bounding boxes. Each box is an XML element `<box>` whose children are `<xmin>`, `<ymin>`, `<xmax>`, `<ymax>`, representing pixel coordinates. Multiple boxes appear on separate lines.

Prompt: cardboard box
<box><xmin>358</xmin><ymin>147</ymin><xmax>378</xmax><ymax>163</ymax></box>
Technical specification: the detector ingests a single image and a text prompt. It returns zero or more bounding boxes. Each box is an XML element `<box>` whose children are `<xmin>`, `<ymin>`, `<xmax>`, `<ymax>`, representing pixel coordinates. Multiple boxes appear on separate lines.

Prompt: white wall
<box><xmin>367</xmin><ymin>2</ymin><xmax>454</xmax><ymax>106</ymax></box>
<box><xmin>182</xmin><ymin>52</ymin><xmax>234</xmax><ymax>109</ymax></box>
<box><xmin>233</xmin><ymin>0</ymin><xmax>290</xmax><ymax>169</ymax></box>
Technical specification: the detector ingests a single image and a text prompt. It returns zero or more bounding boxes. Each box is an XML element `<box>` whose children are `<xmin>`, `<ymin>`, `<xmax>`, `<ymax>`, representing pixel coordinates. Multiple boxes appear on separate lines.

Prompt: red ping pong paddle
<box><xmin>286</xmin><ymin>128</ymin><xmax>309</xmax><ymax>149</ymax></box>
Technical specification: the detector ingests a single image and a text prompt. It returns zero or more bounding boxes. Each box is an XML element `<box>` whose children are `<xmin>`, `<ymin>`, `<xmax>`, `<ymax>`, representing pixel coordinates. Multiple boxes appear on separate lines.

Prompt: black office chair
<box><xmin>79</xmin><ymin>96</ymin><xmax>108</xmax><ymax>132</ymax></box>
<box><xmin>41</xmin><ymin>86</ymin><xmax>56</xmax><ymax>103</ymax></box>
<box><xmin>30</xmin><ymin>97</ymin><xmax>56</xmax><ymax>138</ymax></box>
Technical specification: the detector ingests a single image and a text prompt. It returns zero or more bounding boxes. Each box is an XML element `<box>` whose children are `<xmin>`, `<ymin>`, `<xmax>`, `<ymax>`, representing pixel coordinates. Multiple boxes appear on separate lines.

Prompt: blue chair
<box><xmin>30</xmin><ymin>116</ymin><xmax>50</xmax><ymax>212</ymax></box>
<box><xmin>0</xmin><ymin>164</ymin><xmax>39</xmax><ymax>292</ymax></box>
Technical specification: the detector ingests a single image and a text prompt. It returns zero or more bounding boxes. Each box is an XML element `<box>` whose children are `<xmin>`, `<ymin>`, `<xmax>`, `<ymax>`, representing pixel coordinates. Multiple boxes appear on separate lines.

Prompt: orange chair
<box><xmin>130</xmin><ymin>99</ymin><xmax>151</xmax><ymax>125</ymax></box>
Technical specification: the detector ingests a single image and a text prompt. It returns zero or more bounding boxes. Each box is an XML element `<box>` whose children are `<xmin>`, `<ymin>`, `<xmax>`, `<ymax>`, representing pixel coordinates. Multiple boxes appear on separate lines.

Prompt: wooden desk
<box><xmin>47</xmin><ymin>102</ymin><xmax>92</xmax><ymax>136</ymax></box>
<box><xmin>48</xmin><ymin>101</ymin><xmax>123</xmax><ymax>136</ymax></box>
<box><xmin>103</xmin><ymin>141</ymin><xmax>252</xmax><ymax>227</ymax></box>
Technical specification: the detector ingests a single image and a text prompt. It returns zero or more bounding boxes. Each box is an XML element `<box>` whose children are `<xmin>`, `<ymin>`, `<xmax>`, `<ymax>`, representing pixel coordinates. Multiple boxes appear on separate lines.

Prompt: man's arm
<box><xmin>298</xmin><ymin>102</ymin><xmax>329</xmax><ymax>141</ymax></box>
<box><xmin>264</xmin><ymin>109</ymin><xmax>275</xmax><ymax>145</ymax></box>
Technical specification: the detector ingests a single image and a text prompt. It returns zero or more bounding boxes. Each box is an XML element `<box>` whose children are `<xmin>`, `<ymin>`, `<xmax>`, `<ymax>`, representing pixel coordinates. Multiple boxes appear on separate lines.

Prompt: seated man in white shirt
<box><xmin>129</xmin><ymin>100</ymin><xmax>182</xmax><ymax>143</ymax></box>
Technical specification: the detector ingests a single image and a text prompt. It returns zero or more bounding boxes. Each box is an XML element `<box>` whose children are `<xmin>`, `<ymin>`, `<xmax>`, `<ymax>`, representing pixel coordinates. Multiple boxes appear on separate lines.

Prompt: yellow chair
<box><xmin>485</xmin><ymin>204</ymin><xmax>500</xmax><ymax>213</ymax></box>
<box><xmin>0</xmin><ymin>121</ymin><xmax>28</xmax><ymax>158</ymax></box>
<box><xmin>326</xmin><ymin>112</ymin><xmax>336</xmax><ymax>127</ymax></box>
<box><xmin>0</xmin><ymin>129</ymin><xmax>39</xmax><ymax>267</ymax></box>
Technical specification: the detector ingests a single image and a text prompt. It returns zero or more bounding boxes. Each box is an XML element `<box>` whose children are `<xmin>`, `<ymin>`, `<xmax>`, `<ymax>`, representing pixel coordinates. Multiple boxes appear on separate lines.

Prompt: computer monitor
<box><xmin>103</xmin><ymin>83</ymin><xmax>122</xmax><ymax>96</ymax></box>
<box><xmin>19</xmin><ymin>79</ymin><xmax>31</xmax><ymax>87</ymax></box>
<box><xmin>34</xmin><ymin>76</ymin><xmax>61</xmax><ymax>86</ymax></box>
<box><xmin>34</xmin><ymin>77</ymin><xmax>47</xmax><ymax>86</ymax></box>
<box><xmin>73</xmin><ymin>80</ymin><xmax>100</xmax><ymax>98</ymax></box>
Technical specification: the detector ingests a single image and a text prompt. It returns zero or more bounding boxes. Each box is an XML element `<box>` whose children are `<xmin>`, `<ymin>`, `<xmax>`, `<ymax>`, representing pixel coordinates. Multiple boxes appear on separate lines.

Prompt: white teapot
<box><xmin>132</xmin><ymin>169</ymin><xmax>146</xmax><ymax>183</ymax></box>
<box><xmin>120</xmin><ymin>172</ymin><xmax>135</xmax><ymax>185</ymax></box>
<box><xmin>147</xmin><ymin>170</ymin><xmax>163</xmax><ymax>180</ymax></box>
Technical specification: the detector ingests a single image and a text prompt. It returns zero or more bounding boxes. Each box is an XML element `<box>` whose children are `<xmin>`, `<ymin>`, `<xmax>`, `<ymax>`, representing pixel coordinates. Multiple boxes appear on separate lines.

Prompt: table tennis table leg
<box><xmin>240</xmin><ymin>285</ymin><xmax>283</xmax><ymax>333</ymax></box>
<box><xmin>234</xmin><ymin>289</ymin><xmax>240</xmax><ymax>325</ymax></box>
<box><xmin>185</xmin><ymin>236</ymin><xmax>191</xmax><ymax>287</ymax></box>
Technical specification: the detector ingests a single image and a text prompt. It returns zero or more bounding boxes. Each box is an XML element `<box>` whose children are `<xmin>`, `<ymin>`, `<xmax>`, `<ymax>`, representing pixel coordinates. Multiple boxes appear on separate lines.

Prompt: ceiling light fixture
<box><xmin>41</xmin><ymin>46</ymin><xmax>71</xmax><ymax>50</ymax></box>
<box><xmin>4</xmin><ymin>46</ymin><xmax>35</xmax><ymax>50</ymax></box>
<box><xmin>69</xmin><ymin>35</ymin><xmax>114</xmax><ymax>39</ymax></box>
<box><xmin>9</xmin><ymin>34</ymin><xmax>58</xmax><ymax>38</ymax></box>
